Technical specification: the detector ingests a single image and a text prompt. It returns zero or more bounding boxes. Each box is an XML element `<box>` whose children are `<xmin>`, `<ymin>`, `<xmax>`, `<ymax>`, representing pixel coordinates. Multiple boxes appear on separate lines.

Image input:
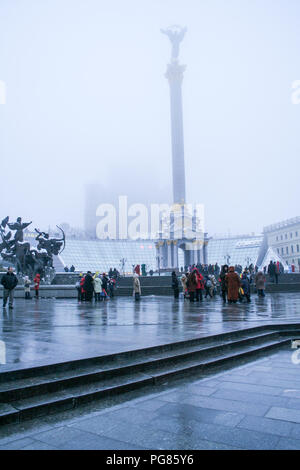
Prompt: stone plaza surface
<box><xmin>0</xmin><ymin>349</ymin><xmax>299</xmax><ymax>449</ymax></box>
<box><xmin>1</xmin><ymin>293</ymin><xmax>300</xmax><ymax>370</ymax></box>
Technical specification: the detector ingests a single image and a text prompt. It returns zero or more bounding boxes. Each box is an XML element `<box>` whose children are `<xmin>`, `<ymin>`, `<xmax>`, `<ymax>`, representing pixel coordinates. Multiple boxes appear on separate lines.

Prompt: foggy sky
<box><xmin>0</xmin><ymin>0</ymin><xmax>299</xmax><ymax>236</ymax></box>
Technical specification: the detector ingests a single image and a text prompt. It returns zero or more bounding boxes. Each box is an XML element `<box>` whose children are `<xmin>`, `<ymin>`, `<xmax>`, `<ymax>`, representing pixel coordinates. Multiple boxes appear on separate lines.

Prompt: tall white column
<box><xmin>162</xmin><ymin>26</ymin><xmax>187</xmax><ymax>205</ymax></box>
<box><xmin>166</xmin><ymin>62</ymin><xmax>186</xmax><ymax>205</ymax></box>
<box><xmin>167</xmin><ymin>244</ymin><xmax>172</xmax><ymax>268</ymax></box>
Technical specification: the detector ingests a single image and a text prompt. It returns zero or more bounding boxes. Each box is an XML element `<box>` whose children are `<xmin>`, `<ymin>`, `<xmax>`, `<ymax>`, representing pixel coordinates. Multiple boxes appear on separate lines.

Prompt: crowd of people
<box><xmin>172</xmin><ymin>263</ymin><xmax>270</xmax><ymax>304</ymax></box>
<box><xmin>0</xmin><ymin>260</ymin><xmax>288</xmax><ymax>309</ymax></box>
<box><xmin>75</xmin><ymin>271</ymin><xmax>117</xmax><ymax>301</ymax></box>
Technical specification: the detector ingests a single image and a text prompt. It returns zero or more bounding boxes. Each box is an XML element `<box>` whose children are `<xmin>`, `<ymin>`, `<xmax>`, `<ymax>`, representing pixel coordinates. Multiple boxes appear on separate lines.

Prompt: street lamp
<box><xmin>120</xmin><ymin>258</ymin><xmax>126</xmax><ymax>276</ymax></box>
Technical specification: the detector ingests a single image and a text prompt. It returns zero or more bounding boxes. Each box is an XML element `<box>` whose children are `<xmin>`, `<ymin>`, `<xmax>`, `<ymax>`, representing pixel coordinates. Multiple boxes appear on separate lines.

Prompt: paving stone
<box><xmin>159</xmin><ymin>390</ymin><xmax>211</xmax><ymax>404</ymax></box>
<box><xmin>185</xmin><ymin>439</ymin><xmax>241</xmax><ymax>450</ymax></box>
<box><xmin>211</xmin><ymin>389</ymin><xmax>288</xmax><ymax>407</ymax></box>
<box><xmin>156</xmin><ymin>401</ymin><xmax>244</xmax><ymax>427</ymax></box>
<box><xmin>59</xmin><ymin>434</ymin><xmax>145</xmax><ymax>450</ymax></box>
<box><xmin>266</xmin><ymin>407</ymin><xmax>300</xmax><ymax>424</ymax></box>
<box><xmin>275</xmin><ymin>437</ymin><xmax>300</xmax><ymax>450</ymax></box>
<box><xmin>218</xmin><ymin>380</ymin><xmax>284</xmax><ymax>396</ymax></box>
<box><xmin>251</xmin><ymin>366</ymin><xmax>273</xmax><ymax>372</ymax></box>
<box><xmin>257</xmin><ymin>377</ymin><xmax>300</xmax><ymax>390</ymax></box>
<box><xmin>195</xmin><ymin>379</ymin><xmax>221</xmax><ymax>388</ymax></box>
<box><xmin>146</xmin><ymin>401</ymin><xmax>215</xmax><ymax>421</ymax></box>
<box><xmin>90</xmin><ymin>407</ymin><xmax>158</xmax><ymax>426</ymax></box>
<box><xmin>128</xmin><ymin>399</ymin><xmax>167</xmax><ymax>412</ymax></box>
<box><xmin>22</xmin><ymin>441</ymin><xmax>58</xmax><ymax>450</ymax></box>
<box><xmin>181</xmin><ymin>421</ymin><xmax>280</xmax><ymax>450</ymax></box>
<box><xmin>182</xmin><ymin>395</ymin><xmax>270</xmax><ymax>417</ymax></box>
<box><xmin>286</xmin><ymin>398</ymin><xmax>300</xmax><ymax>410</ymax></box>
<box><xmin>179</xmin><ymin>385</ymin><xmax>217</xmax><ymax>397</ymax></box>
<box><xmin>217</xmin><ymin>374</ymin><xmax>260</xmax><ymax>385</ymax></box>
<box><xmin>83</xmin><ymin>420</ymin><xmax>186</xmax><ymax>450</ymax></box>
<box><xmin>212</xmin><ymin>411</ymin><xmax>245</xmax><ymax>427</ymax></box>
<box><xmin>146</xmin><ymin>415</ymin><xmax>197</xmax><ymax>435</ymax></box>
<box><xmin>237</xmin><ymin>415</ymin><xmax>292</xmax><ymax>437</ymax></box>
<box><xmin>0</xmin><ymin>437</ymin><xmax>36</xmax><ymax>450</ymax></box>
<box><xmin>223</xmin><ymin>367</ymin><xmax>252</xmax><ymax>376</ymax></box>
<box><xmin>256</xmin><ymin>369</ymin><xmax>300</xmax><ymax>382</ymax></box>
<box><xmin>30</xmin><ymin>426</ymin><xmax>90</xmax><ymax>447</ymax></box>
<box><xmin>289</xmin><ymin>423</ymin><xmax>300</xmax><ymax>440</ymax></box>
<box><xmin>69</xmin><ymin>414</ymin><xmax>123</xmax><ymax>435</ymax></box>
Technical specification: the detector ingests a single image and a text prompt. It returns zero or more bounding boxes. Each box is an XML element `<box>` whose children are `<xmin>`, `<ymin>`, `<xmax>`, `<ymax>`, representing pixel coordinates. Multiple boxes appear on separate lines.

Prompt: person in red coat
<box><xmin>33</xmin><ymin>273</ymin><xmax>40</xmax><ymax>298</ymax></box>
<box><xmin>193</xmin><ymin>267</ymin><xmax>204</xmax><ymax>301</ymax></box>
<box><xmin>80</xmin><ymin>275</ymin><xmax>86</xmax><ymax>301</ymax></box>
<box><xmin>134</xmin><ymin>265</ymin><xmax>141</xmax><ymax>276</ymax></box>
<box><xmin>187</xmin><ymin>270</ymin><xmax>198</xmax><ymax>302</ymax></box>
<box><xmin>225</xmin><ymin>266</ymin><xmax>241</xmax><ymax>303</ymax></box>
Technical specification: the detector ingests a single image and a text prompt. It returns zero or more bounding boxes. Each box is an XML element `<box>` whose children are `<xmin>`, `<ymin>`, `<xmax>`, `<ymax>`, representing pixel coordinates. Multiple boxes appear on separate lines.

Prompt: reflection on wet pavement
<box><xmin>0</xmin><ymin>293</ymin><xmax>300</xmax><ymax>369</ymax></box>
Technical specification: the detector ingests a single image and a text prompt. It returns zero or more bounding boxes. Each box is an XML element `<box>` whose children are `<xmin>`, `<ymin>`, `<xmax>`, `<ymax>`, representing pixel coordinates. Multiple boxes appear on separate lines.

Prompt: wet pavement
<box><xmin>0</xmin><ymin>293</ymin><xmax>300</xmax><ymax>370</ymax></box>
<box><xmin>0</xmin><ymin>348</ymin><xmax>299</xmax><ymax>449</ymax></box>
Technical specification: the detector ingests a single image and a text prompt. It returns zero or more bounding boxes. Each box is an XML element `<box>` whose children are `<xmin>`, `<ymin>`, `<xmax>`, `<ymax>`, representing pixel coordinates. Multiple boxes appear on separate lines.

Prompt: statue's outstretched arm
<box><xmin>7</xmin><ymin>223</ymin><xmax>18</xmax><ymax>230</ymax></box>
<box><xmin>22</xmin><ymin>222</ymin><xmax>32</xmax><ymax>229</ymax></box>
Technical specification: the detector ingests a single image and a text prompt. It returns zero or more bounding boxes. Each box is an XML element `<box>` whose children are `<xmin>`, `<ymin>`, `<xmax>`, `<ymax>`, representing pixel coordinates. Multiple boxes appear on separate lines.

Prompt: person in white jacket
<box><xmin>133</xmin><ymin>273</ymin><xmax>141</xmax><ymax>301</ymax></box>
<box><xmin>93</xmin><ymin>274</ymin><xmax>103</xmax><ymax>302</ymax></box>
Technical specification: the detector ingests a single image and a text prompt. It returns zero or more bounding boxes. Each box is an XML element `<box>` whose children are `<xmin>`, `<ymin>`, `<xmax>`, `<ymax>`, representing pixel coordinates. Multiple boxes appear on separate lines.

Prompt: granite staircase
<box><xmin>0</xmin><ymin>323</ymin><xmax>299</xmax><ymax>424</ymax></box>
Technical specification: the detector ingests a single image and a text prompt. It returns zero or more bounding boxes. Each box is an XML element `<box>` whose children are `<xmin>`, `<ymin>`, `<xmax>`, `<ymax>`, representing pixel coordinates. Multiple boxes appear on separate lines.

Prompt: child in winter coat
<box><xmin>24</xmin><ymin>276</ymin><xmax>31</xmax><ymax>299</ymax></box>
<box><xmin>181</xmin><ymin>273</ymin><xmax>188</xmax><ymax>299</ymax></box>
<box><xmin>240</xmin><ymin>273</ymin><xmax>251</xmax><ymax>303</ymax></box>
<box><xmin>33</xmin><ymin>273</ymin><xmax>40</xmax><ymax>298</ymax></box>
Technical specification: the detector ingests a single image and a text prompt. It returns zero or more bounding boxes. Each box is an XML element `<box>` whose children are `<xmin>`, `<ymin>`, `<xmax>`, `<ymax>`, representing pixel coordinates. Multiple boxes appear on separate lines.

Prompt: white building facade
<box><xmin>263</xmin><ymin>217</ymin><xmax>300</xmax><ymax>270</ymax></box>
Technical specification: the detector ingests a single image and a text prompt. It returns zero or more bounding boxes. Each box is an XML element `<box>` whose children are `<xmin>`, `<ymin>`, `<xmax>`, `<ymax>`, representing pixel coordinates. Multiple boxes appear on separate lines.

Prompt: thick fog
<box><xmin>0</xmin><ymin>0</ymin><xmax>299</xmax><ymax>236</ymax></box>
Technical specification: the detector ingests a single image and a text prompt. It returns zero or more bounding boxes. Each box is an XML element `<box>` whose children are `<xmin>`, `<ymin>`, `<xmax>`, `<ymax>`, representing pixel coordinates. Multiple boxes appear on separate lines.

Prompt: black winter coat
<box><xmin>220</xmin><ymin>273</ymin><xmax>227</xmax><ymax>291</ymax></box>
<box><xmin>102</xmin><ymin>276</ymin><xmax>108</xmax><ymax>290</ymax></box>
<box><xmin>172</xmin><ymin>275</ymin><xmax>179</xmax><ymax>290</ymax></box>
<box><xmin>241</xmin><ymin>277</ymin><xmax>250</xmax><ymax>295</ymax></box>
<box><xmin>1</xmin><ymin>272</ymin><xmax>18</xmax><ymax>290</ymax></box>
<box><xmin>83</xmin><ymin>274</ymin><xmax>94</xmax><ymax>293</ymax></box>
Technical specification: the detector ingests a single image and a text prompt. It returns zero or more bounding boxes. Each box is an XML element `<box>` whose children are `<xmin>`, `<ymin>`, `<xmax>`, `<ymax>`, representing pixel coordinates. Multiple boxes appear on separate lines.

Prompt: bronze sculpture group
<box><xmin>0</xmin><ymin>216</ymin><xmax>65</xmax><ymax>278</ymax></box>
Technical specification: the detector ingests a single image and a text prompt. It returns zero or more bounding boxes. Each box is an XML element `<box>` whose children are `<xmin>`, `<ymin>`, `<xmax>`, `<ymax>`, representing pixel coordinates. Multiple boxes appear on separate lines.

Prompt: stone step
<box><xmin>2</xmin><ymin>323</ymin><xmax>299</xmax><ymax>383</ymax></box>
<box><xmin>0</xmin><ymin>335</ymin><xmax>291</xmax><ymax>425</ymax></box>
<box><xmin>0</xmin><ymin>330</ymin><xmax>281</xmax><ymax>402</ymax></box>
<box><xmin>0</xmin><ymin>324</ymin><xmax>281</xmax><ymax>382</ymax></box>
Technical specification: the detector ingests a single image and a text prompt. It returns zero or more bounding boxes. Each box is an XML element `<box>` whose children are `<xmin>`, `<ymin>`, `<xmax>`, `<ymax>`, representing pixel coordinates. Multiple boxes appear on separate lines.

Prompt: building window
<box><xmin>281</xmin><ymin>247</ymin><xmax>284</xmax><ymax>254</ymax></box>
<box><xmin>281</xmin><ymin>235</ymin><xmax>283</xmax><ymax>240</ymax></box>
<box><xmin>291</xmin><ymin>245</ymin><xmax>294</xmax><ymax>253</ymax></box>
<box><xmin>297</xmin><ymin>245</ymin><xmax>299</xmax><ymax>253</ymax></box>
<box><xmin>290</xmin><ymin>233</ymin><xmax>293</xmax><ymax>238</ymax></box>
<box><xmin>285</xmin><ymin>234</ymin><xmax>288</xmax><ymax>239</ymax></box>
<box><xmin>276</xmin><ymin>236</ymin><xmax>278</xmax><ymax>241</ymax></box>
<box><xmin>277</xmin><ymin>248</ymin><xmax>279</xmax><ymax>254</ymax></box>
<box><xmin>286</xmin><ymin>247</ymin><xmax>289</xmax><ymax>254</ymax></box>
<box><xmin>296</xmin><ymin>232</ymin><xmax>298</xmax><ymax>237</ymax></box>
